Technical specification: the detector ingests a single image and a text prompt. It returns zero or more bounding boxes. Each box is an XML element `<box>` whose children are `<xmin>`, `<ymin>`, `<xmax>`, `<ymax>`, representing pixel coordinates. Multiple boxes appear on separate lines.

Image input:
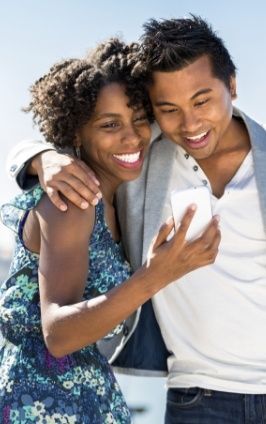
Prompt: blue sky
<box><xmin>0</xmin><ymin>0</ymin><xmax>266</xmax><ymax>253</ymax></box>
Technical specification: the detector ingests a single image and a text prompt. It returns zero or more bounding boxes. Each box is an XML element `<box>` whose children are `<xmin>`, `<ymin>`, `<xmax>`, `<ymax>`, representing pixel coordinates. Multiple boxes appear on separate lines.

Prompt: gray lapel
<box><xmin>234</xmin><ymin>108</ymin><xmax>266</xmax><ymax>229</ymax></box>
<box><xmin>142</xmin><ymin>137</ymin><xmax>176</xmax><ymax>262</ymax></box>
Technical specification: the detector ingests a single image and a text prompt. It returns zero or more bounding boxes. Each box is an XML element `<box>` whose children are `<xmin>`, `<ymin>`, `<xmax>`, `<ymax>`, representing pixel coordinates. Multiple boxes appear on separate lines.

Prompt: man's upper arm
<box><xmin>6</xmin><ymin>139</ymin><xmax>55</xmax><ymax>190</ymax></box>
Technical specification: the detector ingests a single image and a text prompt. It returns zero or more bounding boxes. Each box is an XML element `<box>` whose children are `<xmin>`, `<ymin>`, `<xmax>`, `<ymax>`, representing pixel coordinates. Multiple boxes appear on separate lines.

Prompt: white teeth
<box><xmin>186</xmin><ymin>131</ymin><xmax>207</xmax><ymax>141</ymax></box>
<box><xmin>113</xmin><ymin>152</ymin><xmax>140</xmax><ymax>163</ymax></box>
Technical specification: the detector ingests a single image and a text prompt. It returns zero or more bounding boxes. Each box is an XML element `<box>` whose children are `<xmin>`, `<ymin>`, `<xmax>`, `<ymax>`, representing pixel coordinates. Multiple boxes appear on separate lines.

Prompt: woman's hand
<box><xmin>31</xmin><ymin>150</ymin><xmax>102</xmax><ymax>211</ymax></box>
<box><xmin>38</xmin><ymin>203</ymin><xmax>220</xmax><ymax>357</ymax></box>
<box><xmin>145</xmin><ymin>205</ymin><xmax>221</xmax><ymax>288</ymax></box>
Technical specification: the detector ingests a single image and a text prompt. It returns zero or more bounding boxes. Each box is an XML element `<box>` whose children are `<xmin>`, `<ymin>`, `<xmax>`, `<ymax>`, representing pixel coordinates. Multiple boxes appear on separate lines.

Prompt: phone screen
<box><xmin>170</xmin><ymin>186</ymin><xmax>212</xmax><ymax>241</ymax></box>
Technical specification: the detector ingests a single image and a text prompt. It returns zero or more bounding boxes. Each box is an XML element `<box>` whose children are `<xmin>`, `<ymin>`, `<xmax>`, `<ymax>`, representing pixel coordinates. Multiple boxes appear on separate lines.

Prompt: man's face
<box><xmin>148</xmin><ymin>55</ymin><xmax>236</xmax><ymax>160</ymax></box>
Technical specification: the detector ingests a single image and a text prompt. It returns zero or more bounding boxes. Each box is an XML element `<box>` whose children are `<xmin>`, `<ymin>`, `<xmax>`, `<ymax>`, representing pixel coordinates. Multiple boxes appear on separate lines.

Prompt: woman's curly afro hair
<box><xmin>23</xmin><ymin>38</ymin><xmax>153</xmax><ymax>149</ymax></box>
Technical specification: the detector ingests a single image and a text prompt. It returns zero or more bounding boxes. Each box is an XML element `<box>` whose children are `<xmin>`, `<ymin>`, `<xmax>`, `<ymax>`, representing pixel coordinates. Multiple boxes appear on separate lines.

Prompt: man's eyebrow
<box><xmin>154</xmin><ymin>101</ymin><xmax>177</xmax><ymax>107</ymax></box>
<box><xmin>154</xmin><ymin>88</ymin><xmax>213</xmax><ymax>107</ymax></box>
<box><xmin>191</xmin><ymin>88</ymin><xmax>212</xmax><ymax>100</ymax></box>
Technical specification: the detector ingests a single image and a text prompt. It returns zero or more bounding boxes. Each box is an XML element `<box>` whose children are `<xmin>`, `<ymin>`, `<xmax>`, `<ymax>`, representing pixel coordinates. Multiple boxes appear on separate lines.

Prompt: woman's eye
<box><xmin>134</xmin><ymin>115</ymin><xmax>148</xmax><ymax>123</ymax></box>
<box><xmin>101</xmin><ymin>122</ymin><xmax>119</xmax><ymax>128</ymax></box>
<box><xmin>161</xmin><ymin>108</ymin><xmax>178</xmax><ymax>114</ymax></box>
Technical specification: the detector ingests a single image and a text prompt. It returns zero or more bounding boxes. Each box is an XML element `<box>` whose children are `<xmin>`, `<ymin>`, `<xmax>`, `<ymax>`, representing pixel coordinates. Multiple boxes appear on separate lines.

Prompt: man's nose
<box><xmin>180</xmin><ymin>110</ymin><xmax>202</xmax><ymax>133</ymax></box>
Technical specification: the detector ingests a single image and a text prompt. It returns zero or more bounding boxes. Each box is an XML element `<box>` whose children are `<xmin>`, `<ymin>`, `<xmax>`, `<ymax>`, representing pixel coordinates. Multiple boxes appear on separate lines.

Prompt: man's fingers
<box><xmin>46</xmin><ymin>187</ymin><xmax>69</xmax><ymax>211</ymax></box>
<box><xmin>43</xmin><ymin>167</ymin><xmax>103</xmax><ymax>209</ymax></box>
<box><xmin>36</xmin><ymin>151</ymin><xmax>103</xmax><ymax>209</ymax></box>
<box><xmin>77</xmin><ymin>160</ymin><xmax>100</xmax><ymax>187</ymax></box>
<box><xmin>46</xmin><ymin>181</ymin><xmax>98</xmax><ymax>211</ymax></box>
<box><xmin>60</xmin><ymin>172</ymin><xmax>102</xmax><ymax>201</ymax></box>
<box><xmin>59</xmin><ymin>162</ymin><xmax>102</xmax><ymax>197</ymax></box>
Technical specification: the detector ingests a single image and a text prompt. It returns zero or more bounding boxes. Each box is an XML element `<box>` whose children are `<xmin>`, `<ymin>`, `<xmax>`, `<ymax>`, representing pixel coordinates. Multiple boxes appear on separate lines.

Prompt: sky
<box><xmin>0</xmin><ymin>0</ymin><xmax>266</xmax><ymax>255</ymax></box>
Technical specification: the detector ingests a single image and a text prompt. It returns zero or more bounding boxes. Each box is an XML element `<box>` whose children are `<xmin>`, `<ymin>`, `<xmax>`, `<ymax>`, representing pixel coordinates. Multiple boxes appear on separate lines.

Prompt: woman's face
<box><xmin>77</xmin><ymin>83</ymin><xmax>151</xmax><ymax>187</ymax></box>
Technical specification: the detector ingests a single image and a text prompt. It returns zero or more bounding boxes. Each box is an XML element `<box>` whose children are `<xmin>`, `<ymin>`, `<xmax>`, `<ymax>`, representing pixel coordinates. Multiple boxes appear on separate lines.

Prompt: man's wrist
<box><xmin>28</xmin><ymin>149</ymin><xmax>53</xmax><ymax>176</ymax></box>
<box><xmin>17</xmin><ymin>161</ymin><xmax>40</xmax><ymax>190</ymax></box>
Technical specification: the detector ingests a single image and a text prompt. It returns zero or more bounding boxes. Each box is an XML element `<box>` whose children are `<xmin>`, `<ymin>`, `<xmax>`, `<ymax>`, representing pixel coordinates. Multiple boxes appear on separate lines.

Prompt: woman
<box><xmin>0</xmin><ymin>38</ymin><xmax>220</xmax><ymax>423</ymax></box>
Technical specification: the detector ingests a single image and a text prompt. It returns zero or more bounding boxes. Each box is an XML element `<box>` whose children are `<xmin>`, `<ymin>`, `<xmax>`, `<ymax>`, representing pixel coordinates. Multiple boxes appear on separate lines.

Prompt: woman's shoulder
<box><xmin>36</xmin><ymin>192</ymin><xmax>96</xmax><ymax>245</ymax></box>
<box><xmin>0</xmin><ymin>185</ymin><xmax>45</xmax><ymax>235</ymax></box>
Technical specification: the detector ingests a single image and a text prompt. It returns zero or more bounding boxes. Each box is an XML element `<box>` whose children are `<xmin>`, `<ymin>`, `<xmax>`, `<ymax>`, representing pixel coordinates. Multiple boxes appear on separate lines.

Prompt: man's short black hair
<box><xmin>139</xmin><ymin>14</ymin><xmax>237</xmax><ymax>90</ymax></box>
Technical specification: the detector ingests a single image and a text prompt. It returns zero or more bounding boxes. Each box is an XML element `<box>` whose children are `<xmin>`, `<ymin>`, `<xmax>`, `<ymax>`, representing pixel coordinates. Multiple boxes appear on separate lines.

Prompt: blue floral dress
<box><xmin>0</xmin><ymin>186</ymin><xmax>132</xmax><ymax>424</ymax></box>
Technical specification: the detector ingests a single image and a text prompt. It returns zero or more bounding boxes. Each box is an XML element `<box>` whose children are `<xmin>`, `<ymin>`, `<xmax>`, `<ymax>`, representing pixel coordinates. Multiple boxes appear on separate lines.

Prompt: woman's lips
<box><xmin>112</xmin><ymin>150</ymin><xmax>143</xmax><ymax>168</ymax></box>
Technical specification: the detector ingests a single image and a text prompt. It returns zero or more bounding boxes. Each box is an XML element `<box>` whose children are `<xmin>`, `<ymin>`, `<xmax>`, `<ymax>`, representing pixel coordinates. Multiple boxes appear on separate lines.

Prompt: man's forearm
<box><xmin>6</xmin><ymin>139</ymin><xmax>55</xmax><ymax>189</ymax></box>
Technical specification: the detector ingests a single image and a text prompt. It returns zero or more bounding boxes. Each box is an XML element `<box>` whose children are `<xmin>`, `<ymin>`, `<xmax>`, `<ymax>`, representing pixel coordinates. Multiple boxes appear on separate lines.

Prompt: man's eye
<box><xmin>195</xmin><ymin>99</ymin><xmax>209</xmax><ymax>107</ymax></box>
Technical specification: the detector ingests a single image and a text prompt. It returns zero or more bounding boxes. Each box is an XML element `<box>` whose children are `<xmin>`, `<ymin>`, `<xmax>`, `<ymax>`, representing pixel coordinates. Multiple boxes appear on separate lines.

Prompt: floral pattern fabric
<box><xmin>0</xmin><ymin>186</ymin><xmax>132</xmax><ymax>423</ymax></box>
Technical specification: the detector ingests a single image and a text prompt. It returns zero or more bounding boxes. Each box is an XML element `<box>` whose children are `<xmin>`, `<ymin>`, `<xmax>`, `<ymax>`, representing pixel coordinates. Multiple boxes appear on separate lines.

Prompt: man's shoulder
<box><xmin>150</xmin><ymin>121</ymin><xmax>162</xmax><ymax>143</ymax></box>
<box><xmin>233</xmin><ymin>107</ymin><xmax>266</xmax><ymax>131</ymax></box>
<box><xmin>233</xmin><ymin>107</ymin><xmax>266</xmax><ymax>150</ymax></box>
<box><xmin>150</xmin><ymin>122</ymin><xmax>176</xmax><ymax>148</ymax></box>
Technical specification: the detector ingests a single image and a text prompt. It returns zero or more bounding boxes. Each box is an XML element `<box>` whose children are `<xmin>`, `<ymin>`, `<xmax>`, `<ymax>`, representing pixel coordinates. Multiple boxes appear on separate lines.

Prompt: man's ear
<box><xmin>230</xmin><ymin>76</ymin><xmax>237</xmax><ymax>100</ymax></box>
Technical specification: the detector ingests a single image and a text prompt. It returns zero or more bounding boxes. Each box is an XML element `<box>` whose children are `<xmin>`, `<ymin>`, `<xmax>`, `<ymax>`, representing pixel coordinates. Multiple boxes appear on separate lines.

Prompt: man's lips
<box><xmin>183</xmin><ymin>131</ymin><xmax>209</xmax><ymax>149</ymax></box>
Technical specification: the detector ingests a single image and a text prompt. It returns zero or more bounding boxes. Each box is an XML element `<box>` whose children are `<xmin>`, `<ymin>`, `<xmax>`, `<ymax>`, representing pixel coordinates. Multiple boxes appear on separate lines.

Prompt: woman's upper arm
<box><xmin>36</xmin><ymin>196</ymin><xmax>94</xmax><ymax>310</ymax></box>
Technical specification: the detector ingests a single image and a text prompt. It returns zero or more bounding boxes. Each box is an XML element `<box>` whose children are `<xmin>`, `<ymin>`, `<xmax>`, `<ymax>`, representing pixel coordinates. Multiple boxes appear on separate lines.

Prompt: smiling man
<box><xmin>131</xmin><ymin>16</ymin><xmax>266</xmax><ymax>423</ymax></box>
<box><xmin>6</xmin><ymin>15</ymin><xmax>266</xmax><ymax>424</ymax></box>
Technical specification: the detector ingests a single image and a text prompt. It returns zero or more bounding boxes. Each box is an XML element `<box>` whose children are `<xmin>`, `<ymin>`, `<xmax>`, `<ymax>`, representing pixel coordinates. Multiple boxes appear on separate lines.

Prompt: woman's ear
<box><xmin>74</xmin><ymin>134</ymin><xmax>82</xmax><ymax>159</ymax></box>
<box><xmin>74</xmin><ymin>132</ymin><xmax>82</xmax><ymax>147</ymax></box>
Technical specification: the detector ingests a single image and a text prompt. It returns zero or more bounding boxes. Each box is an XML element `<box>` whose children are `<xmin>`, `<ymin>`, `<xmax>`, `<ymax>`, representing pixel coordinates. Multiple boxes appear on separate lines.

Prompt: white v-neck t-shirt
<box><xmin>152</xmin><ymin>145</ymin><xmax>266</xmax><ymax>394</ymax></box>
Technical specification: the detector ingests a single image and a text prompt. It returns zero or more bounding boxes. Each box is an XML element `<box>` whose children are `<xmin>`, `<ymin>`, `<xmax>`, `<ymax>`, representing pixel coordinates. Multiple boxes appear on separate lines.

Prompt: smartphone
<box><xmin>170</xmin><ymin>186</ymin><xmax>212</xmax><ymax>241</ymax></box>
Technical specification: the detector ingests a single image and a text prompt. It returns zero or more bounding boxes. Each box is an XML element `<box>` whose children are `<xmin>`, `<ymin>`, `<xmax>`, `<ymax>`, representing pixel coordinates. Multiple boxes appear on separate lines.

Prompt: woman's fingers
<box><xmin>173</xmin><ymin>204</ymin><xmax>197</xmax><ymax>240</ymax></box>
<box><xmin>186</xmin><ymin>215</ymin><xmax>221</xmax><ymax>266</ymax></box>
<box><xmin>198</xmin><ymin>215</ymin><xmax>221</xmax><ymax>261</ymax></box>
<box><xmin>151</xmin><ymin>216</ymin><xmax>174</xmax><ymax>249</ymax></box>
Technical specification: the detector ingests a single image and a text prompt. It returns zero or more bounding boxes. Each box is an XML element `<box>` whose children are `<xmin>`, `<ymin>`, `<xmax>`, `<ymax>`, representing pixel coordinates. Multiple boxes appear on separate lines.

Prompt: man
<box><xmin>6</xmin><ymin>15</ymin><xmax>266</xmax><ymax>423</ymax></box>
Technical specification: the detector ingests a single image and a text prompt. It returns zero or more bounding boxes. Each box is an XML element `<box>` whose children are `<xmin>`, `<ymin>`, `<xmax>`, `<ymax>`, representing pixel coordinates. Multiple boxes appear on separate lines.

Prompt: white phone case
<box><xmin>170</xmin><ymin>186</ymin><xmax>212</xmax><ymax>241</ymax></box>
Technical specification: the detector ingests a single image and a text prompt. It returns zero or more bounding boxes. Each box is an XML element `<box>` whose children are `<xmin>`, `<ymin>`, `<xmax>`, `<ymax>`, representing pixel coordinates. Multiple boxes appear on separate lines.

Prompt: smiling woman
<box><xmin>75</xmin><ymin>83</ymin><xmax>151</xmax><ymax>189</ymax></box>
<box><xmin>0</xmin><ymin>38</ymin><xmax>153</xmax><ymax>424</ymax></box>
